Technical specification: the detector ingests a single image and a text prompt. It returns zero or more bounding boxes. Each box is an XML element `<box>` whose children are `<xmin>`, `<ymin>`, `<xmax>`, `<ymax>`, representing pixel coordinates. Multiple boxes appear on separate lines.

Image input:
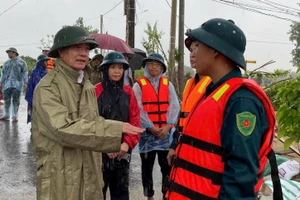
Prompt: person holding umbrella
<box><xmin>95</xmin><ymin>51</ymin><xmax>140</xmax><ymax>200</ymax></box>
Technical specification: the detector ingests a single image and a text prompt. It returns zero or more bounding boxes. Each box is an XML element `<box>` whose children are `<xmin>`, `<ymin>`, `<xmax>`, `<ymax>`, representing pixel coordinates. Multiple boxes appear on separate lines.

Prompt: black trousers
<box><xmin>102</xmin><ymin>154</ymin><xmax>130</xmax><ymax>200</ymax></box>
<box><xmin>140</xmin><ymin>150</ymin><xmax>171</xmax><ymax>198</ymax></box>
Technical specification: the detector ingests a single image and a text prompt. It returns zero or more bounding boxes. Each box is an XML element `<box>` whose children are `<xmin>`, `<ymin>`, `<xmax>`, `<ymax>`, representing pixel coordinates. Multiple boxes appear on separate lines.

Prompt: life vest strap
<box><xmin>174</xmin><ymin>157</ymin><xmax>222</xmax><ymax>185</ymax></box>
<box><xmin>180</xmin><ymin>134</ymin><xmax>224</xmax><ymax>156</ymax></box>
<box><xmin>147</xmin><ymin>111</ymin><xmax>168</xmax><ymax>115</ymax></box>
<box><xmin>142</xmin><ymin>101</ymin><xmax>169</xmax><ymax>105</ymax></box>
<box><xmin>179</xmin><ymin>112</ymin><xmax>189</xmax><ymax>118</ymax></box>
<box><xmin>153</xmin><ymin>121</ymin><xmax>167</xmax><ymax>125</ymax></box>
<box><xmin>169</xmin><ymin>182</ymin><xmax>217</xmax><ymax>200</ymax></box>
<box><xmin>267</xmin><ymin>149</ymin><xmax>283</xmax><ymax>200</ymax></box>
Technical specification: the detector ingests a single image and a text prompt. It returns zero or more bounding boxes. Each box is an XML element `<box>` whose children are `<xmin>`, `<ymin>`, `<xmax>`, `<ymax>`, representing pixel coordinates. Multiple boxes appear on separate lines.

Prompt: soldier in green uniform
<box><xmin>167</xmin><ymin>18</ymin><xmax>282</xmax><ymax>200</ymax></box>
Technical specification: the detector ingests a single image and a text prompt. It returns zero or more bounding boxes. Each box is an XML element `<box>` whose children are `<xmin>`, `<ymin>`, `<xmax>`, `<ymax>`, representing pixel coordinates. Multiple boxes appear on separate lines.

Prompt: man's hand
<box><xmin>24</xmin><ymin>83</ymin><xmax>28</xmax><ymax>90</ymax></box>
<box><xmin>117</xmin><ymin>142</ymin><xmax>129</xmax><ymax>160</ymax></box>
<box><xmin>167</xmin><ymin>148</ymin><xmax>175</xmax><ymax>166</ymax></box>
<box><xmin>122</xmin><ymin>123</ymin><xmax>144</xmax><ymax>135</ymax></box>
<box><xmin>156</xmin><ymin>124</ymin><xmax>172</xmax><ymax>139</ymax></box>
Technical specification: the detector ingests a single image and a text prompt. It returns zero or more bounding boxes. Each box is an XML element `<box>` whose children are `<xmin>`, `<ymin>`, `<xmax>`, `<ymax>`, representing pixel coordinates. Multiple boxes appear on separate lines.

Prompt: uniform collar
<box><xmin>205</xmin><ymin>67</ymin><xmax>242</xmax><ymax>97</ymax></box>
<box><xmin>55</xmin><ymin>58</ymin><xmax>81</xmax><ymax>83</ymax></box>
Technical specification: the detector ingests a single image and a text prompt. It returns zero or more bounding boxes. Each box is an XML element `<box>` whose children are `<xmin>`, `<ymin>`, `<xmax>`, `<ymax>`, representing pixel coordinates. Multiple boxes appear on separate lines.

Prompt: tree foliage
<box><xmin>141</xmin><ymin>22</ymin><xmax>168</xmax><ymax>65</ymax></box>
<box><xmin>39</xmin><ymin>34</ymin><xmax>54</xmax><ymax>51</ymax></box>
<box><xmin>40</xmin><ymin>17</ymin><xmax>99</xmax><ymax>53</ymax></box>
<box><xmin>21</xmin><ymin>56</ymin><xmax>36</xmax><ymax>76</ymax></box>
<box><xmin>72</xmin><ymin>17</ymin><xmax>99</xmax><ymax>34</ymax></box>
<box><xmin>276</xmin><ymin>76</ymin><xmax>300</xmax><ymax>149</ymax></box>
<box><xmin>289</xmin><ymin>16</ymin><xmax>300</xmax><ymax>68</ymax></box>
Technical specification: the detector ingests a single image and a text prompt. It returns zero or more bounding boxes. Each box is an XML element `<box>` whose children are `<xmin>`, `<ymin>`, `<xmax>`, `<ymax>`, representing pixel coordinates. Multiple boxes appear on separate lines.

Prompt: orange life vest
<box><xmin>46</xmin><ymin>58</ymin><xmax>55</xmax><ymax>72</ymax></box>
<box><xmin>136</xmin><ymin>76</ymin><xmax>169</xmax><ymax>128</ymax></box>
<box><xmin>167</xmin><ymin>78</ymin><xmax>276</xmax><ymax>200</ymax></box>
<box><xmin>178</xmin><ymin>76</ymin><xmax>211</xmax><ymax>132</ymax></box>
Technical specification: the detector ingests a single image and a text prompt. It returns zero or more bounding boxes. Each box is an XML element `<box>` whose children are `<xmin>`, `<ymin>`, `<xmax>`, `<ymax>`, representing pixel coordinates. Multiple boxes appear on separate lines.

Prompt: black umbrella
<box><xmin>128</xmin><ymin>48</ymin><xmax>147</xmax><ymax>70</ymax></box>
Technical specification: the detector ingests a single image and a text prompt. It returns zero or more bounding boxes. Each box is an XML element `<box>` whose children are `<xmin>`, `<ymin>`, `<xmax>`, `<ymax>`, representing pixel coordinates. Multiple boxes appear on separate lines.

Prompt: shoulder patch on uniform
<box><xmin>236</xmin><ymin>112</ymin><xmax>256</xmax><ymax>136</ymax></box>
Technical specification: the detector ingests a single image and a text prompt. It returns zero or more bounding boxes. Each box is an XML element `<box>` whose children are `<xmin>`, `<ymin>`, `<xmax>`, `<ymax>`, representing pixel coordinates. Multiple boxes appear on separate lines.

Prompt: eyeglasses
<box><xmin>147</xmin><ymin>62</ymin><xmax>162</xmax><ymax>67</ymax></box>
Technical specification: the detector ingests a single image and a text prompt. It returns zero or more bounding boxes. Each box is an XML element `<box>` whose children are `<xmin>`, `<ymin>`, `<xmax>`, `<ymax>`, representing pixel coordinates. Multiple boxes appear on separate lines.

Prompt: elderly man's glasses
<box><xmin>147</xmin><ymin>62</ymin><xmax>162</xmax><ymax>67</ymax></box>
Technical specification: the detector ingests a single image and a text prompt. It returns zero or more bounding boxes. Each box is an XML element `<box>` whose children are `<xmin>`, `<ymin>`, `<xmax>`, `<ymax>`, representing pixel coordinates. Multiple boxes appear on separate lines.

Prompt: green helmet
<box><xmin>48</xmin><ymin>26</ymin><xmax>98</xmax><ymax>58</ymax></box>
<box><xmin>142</xmin><ymin>53</ymin><xmax>167</xmax><ymax>73</ymax></box>
<box><xmin>185</xmin><ymin>18</ymin><xmax>247</xmax><ymax>70</ymax></box>
<box><xmin>99</xmin><ymin>52</ymin><xmax>129</xmax><ymax>71</ymax></box>
<box><xmin>37</xmin><ymin>54</ymin><xmax>50</xmax><ymax>62</ymax></box>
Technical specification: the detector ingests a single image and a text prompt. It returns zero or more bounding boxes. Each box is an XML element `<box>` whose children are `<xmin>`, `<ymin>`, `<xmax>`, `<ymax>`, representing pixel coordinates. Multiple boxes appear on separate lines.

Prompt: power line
<box><xmin>0</xmin><ymin>43</ymin><xmax>40</xmax><ymax>47</ymax></box>
<box><xmin>0</xmin><ymin>0</ymin><xmax>23</xmax><ymax>18</ymax></box>
<box><xmin>103</xmin><ymin>0</ymin><xmax>124</xmax><ymax>16</ymax></box>
<box><xmin>212</xmin><ymin>0</ymin><xmax>297</xmax><ymax>22</ymax></box>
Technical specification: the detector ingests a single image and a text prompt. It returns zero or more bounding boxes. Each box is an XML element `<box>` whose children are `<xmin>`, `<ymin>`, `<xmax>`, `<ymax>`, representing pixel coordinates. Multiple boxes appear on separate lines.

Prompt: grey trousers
<box><xmin>3</xmin><ymin>88</ymin><xmax>21</xmax><ymax>118</ymax></box>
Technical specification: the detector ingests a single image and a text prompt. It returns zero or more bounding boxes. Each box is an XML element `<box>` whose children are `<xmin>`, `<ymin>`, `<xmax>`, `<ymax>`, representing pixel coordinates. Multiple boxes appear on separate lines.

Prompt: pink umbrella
<box><xmin>90</xmin><ymin>33</ymin><xmax>134</xmax><ymax>54</ymax></box>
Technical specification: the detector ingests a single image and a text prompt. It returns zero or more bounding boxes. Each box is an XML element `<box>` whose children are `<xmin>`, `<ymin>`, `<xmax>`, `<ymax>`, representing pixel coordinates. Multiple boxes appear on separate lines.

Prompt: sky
<box><xmin>0</xmin><ymin>0</ymin><xmax>298</xmax><ymax>72</ymax></box>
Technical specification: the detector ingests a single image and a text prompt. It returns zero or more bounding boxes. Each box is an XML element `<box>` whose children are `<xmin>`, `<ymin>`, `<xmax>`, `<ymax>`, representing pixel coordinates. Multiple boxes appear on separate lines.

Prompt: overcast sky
<box><xmin>0</xmin><ymin>0</ymin><xmax>298</xmax><ymax>72</ymax></box>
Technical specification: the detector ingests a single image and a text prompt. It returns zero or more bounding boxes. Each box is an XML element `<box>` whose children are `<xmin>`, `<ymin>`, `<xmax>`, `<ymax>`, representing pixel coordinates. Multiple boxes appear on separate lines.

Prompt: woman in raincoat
<box><xmin>25</xmin><ymin>54</ymin><xmax>50</xmax><ymax>123</ymax></box>
<box><xmin>94</xmin><ymin>51</ymin><xmax>140</xmax><ymax>200</ymax></box>
<box><xmin>133</xmin><ymin>53</ymin><xmax>180</xmax><ymax>200</ymax></box>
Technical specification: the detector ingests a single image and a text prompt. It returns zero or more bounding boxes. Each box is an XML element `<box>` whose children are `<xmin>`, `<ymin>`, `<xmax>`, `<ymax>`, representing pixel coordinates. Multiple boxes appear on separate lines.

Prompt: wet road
<box><xmin>0</xmin><ymin>96</ymin><xmax>163</xmax><ymax>200</ymax></box>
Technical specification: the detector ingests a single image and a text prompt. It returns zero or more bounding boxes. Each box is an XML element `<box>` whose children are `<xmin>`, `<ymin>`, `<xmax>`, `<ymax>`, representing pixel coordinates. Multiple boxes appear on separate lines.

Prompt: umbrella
<box><xmin>90</xmin><ymin>33</ymin><xmax>134</xmax><ymax>54</ymax></box>
<box><xmin>128</xmin><ymin>48</ymin><xmax>147</xmax><ymax>70</ymax></box>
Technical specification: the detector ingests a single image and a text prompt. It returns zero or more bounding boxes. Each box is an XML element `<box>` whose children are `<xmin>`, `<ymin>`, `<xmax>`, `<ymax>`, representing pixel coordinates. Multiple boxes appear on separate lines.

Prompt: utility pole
<box><xmin>168</xmin><ymin>0</ymin><xmax>177</xmax><ymax>85</ymax></box>
<box><xmin>125</xmin><ymin>0</ymin><xmax>135</xmax><ymax>48</ymax></box>
<box><xmin>100</xmin><ymin>14</ymin><xmax>103</xmax><ymax>54</ymax></box>
<box><xmin>178</xmin><ymin>0</ymin><xmax>185</xmax><ymax>98</ymax></box>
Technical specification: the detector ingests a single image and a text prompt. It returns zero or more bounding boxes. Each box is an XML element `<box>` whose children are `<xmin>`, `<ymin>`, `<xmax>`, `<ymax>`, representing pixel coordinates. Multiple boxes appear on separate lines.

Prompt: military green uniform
<box><xmin>168</xmin><ymin>18</ymin><xmax>282</xmax><ymax>200</ymax></box>
<box><xmin>32</xmin><ymin>26</ymin><xmax>124</xmax><ymax>200</ymax></box>
<box><xmin>205</xmin><ymin>67</ymin><xmax>268</xmax><ymax>199</ymax></box>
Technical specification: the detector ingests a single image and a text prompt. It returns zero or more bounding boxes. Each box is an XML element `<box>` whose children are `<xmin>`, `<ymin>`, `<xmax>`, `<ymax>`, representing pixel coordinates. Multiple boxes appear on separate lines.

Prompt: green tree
<box><xmin>142</xmin><ymin>22</ymin><xmax>183</xmax><ymax>94</ymax></box>
<box><xmin>141</xmin><ymin>22</ymin><xmax>168</xmax><ymax>65</ymax></box>
<box><xmin>21</xmin><ymin>56</ymin><xmax>37</xmax><ymax>76</ymax></box>
<box><xmin>72</xmin><ymin>17</ymin><xmax>99</xmax><ymax>34</ymax></box>
<box><xmin>289</xmin><ymin>16</ymin><xmax>300</xmax><ymax>68</ymax></box>
<box><xmin>39</xmin><ymin>34</ymin><xmax>54</xmax><ymax>51</ymax></box>
<box><xmin>272</xmin><ymin>11</ymin><xmax>300</xmax><ymax>149</ymax></box>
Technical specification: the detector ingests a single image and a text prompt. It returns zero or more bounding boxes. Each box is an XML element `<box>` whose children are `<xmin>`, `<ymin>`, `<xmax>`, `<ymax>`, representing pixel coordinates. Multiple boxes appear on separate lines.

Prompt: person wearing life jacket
<box><xmin>167</xmin><ymin>35</ymin><xmax>212</xmax><ymax>166</ymax></box>
<box><xmin>166</xmin><ymin>18</ymin><xmax>283</xmax><ymax>200</ymax></box>
<box><xmin>41</xmin><ymin>47</ymin><xmax>55</xmax><ymax>72</ymax></box>
<box><xmin>133</xmin><ymin>53</ymin><xmax>180</xmax><ymax>200</ymax></box>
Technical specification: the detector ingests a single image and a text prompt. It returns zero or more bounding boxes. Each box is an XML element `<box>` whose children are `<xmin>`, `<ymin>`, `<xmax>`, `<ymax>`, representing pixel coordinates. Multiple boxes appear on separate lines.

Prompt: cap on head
<box><xmin>37</xmin><ymin>54</ymin><xmax>50</xmax><ymax>63</ymax></box>
<box><xmin>142</xmin><ymin>53</ymin><xmax>167</xmax><ymax>73</ymax></box>
<box><xmin>48</xmin><ymin>26</ymin><xmax>99</xmax><ymax>58</ymax></box>
<box><xmin>185</xmin><ymin>18</ymin><xmax>247</xmax><ymax>70</ymax></box>
<box><xmin>6</xmin><ymin>47</ymin><xmax>19</xmax><ymax>56</ymax></box>
<box><xmin>42</xmin><ymin>47</ymin><xmax>50</xmax><ymax>51</ymax></box>
<box><xmin>99</xmin><ymin>52</ymin><xmax>129</xmax><ymax>71</ymax></box>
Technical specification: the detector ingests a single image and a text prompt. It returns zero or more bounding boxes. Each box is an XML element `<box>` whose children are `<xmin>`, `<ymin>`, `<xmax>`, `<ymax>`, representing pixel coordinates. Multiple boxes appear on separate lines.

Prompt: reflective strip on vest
<box><xmin>136</xmin><ymin>76</ymin><xmax>169</xmax><ymax>128</ymax></box>
<box><xmin>168</xmin><ymin>78</ymin><xmax>276</xmax><ymax>199</ymax></box>
<box><xmin>179</xmin><ymin>76</ymin><xmax>211</xmax><ymax>130</ymax></box>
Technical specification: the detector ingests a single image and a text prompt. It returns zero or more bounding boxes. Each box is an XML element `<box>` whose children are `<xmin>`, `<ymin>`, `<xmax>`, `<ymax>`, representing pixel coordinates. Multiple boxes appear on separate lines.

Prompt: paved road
<box><xmin>0</xmin><ymin>96</ymin><xmax>165</xmax><ymax>200</ymax></box>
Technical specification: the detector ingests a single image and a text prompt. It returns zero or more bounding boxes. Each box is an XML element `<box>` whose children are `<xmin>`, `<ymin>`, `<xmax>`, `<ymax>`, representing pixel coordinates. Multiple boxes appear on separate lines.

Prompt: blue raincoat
<box><xmin>133</xmin><ymin>66</ymin><xmax>180</xmax><ymax>153</ymax></box>
<box><xmin>25</xmin><ymin>60</ymin><xmax>48</xmax><ymax>123</ymax></box>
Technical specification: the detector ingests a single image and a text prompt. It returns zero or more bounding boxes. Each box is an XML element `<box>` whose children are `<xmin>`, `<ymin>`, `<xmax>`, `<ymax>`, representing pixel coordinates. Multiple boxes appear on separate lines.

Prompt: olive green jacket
<box><xmin>31</xmin><ymin>58</ymin><xmax>122</xmax><ymax>200</ymax></box>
